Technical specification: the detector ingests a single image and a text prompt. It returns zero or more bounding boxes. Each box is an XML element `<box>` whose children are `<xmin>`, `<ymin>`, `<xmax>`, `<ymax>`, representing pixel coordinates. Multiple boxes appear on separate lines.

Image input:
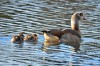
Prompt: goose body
<box><xmin>42</xmin><ymin>30</ymin><xmax>60</xmax><ymax>47</ymax></box>
<box><xmin>43</xmin><ymin>12</ymin><xmax>86</xmax><ymax>43</ymax></box>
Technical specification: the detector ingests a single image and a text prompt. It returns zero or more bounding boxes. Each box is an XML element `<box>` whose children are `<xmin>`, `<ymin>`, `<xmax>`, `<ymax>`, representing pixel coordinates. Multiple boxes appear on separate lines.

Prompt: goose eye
<box><xmin>79</xmin><ymin>13</ymin><xmax>83</xmax><ymax>16</ymax></box>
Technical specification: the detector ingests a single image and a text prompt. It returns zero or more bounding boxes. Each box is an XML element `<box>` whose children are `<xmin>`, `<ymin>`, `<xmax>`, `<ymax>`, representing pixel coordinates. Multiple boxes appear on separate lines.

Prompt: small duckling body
<box><xmin>24</xmin><ymin>33</ymin><xmax>38</xmax><ymax>42</ymax></box>
<box><xmin>11</xmin><ymin>32</ymin><xmax>25</xmax><ymax>44</ymax></box>
<box><xmin>42</xmin><ymin>30</ymin><xmax>60</xmax><ymax>47</ymax></box>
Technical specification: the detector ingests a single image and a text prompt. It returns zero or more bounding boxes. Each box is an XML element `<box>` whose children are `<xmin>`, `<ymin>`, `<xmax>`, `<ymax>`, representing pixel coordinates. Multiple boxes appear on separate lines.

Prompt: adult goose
<box><xmin>43</xmin><ymin>12</ymin><xmax>86</xmax><ymax>43</ymax></box>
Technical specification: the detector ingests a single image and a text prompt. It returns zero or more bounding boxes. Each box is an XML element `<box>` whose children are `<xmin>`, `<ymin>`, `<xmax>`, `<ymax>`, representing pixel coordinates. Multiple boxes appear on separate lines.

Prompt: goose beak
<box><xmin>81</xmin><ymin>15</ymin><xmax>87</xmax><ymax>20</ymax></box>
<box><xmin>83</xmin><ymin>17</ymin><xmax>86</xmax><ymax>20</ymax></box>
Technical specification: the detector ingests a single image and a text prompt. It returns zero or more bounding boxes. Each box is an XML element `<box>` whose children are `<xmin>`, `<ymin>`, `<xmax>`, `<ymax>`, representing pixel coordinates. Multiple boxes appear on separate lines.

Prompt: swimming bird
<box><xmin>24</xmin><ymin>33</ymin><xmax>38</xmax><ymax>42</ymax></box>
<box><xmin>42</xmin><ymin>30</ymin><xmax>60</xmax><ymax>47</ymax></box>
<box><xmin>11</xmin><ymin>32</ymin><xmax>25</xmax><ymax>44</ymax></box>
<box><xmin>45</xmin><ymin>12</ymin><xmax>86</xmax><ymax>43</ymax></box>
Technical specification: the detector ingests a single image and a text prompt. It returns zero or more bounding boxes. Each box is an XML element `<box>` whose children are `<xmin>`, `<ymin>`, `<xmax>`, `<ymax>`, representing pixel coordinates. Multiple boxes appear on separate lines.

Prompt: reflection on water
<box><xmin>0</xmin><ymin>0</ymin><xmax>100</xmax><ymax>66</ymax></box>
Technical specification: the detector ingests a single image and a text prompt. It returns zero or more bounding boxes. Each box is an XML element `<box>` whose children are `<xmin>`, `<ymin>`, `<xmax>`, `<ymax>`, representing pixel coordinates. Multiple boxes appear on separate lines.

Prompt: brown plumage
<box><xmin>11</xmin><ymin>32</ymin><xmax>25</xmax><ymax>44</ymax></box>
<box><xmin>24</xmin><ymin>33</ymin><xmax>38</xmax><ymax>42</ymax></box>
<box><xmin>49</xmin><ymin>29</ymin><xmax>64</xmax><ymax>38</ymax></box>
<box><xmin>42</xmin><ymin>30</ymin><xmax>60</xmax><ymax>47</ymax></box>
<box><xmin>44</xmin><ymin>12</ymin><xmax>86</xmax><ymax>43</ymax></box>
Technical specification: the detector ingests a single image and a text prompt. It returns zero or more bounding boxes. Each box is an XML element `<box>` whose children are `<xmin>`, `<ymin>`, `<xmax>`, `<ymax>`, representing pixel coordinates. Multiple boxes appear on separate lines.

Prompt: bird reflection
<box><xmin>63</xmin><ymin>42</ymin><xmax>80</xmax><ymax>52</ymax></box>
<box><xmin>43</xmin><ymin>42</ymin><xmax>80</xmax><ymax>52</ymax></box>
<box><xmin>42</xmin><ymin>41</ymin><xmax>60</xmax><ymax>53</ymax></box>
<box><xmin>11</xmin><ymin>43</ymin><xmax>24</xmax><ymax>48</ymax></box>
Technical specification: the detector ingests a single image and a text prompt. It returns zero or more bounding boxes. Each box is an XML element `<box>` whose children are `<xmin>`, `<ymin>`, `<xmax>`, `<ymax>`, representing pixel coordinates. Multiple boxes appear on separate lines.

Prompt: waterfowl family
<box><xmin>11</xmin><ymin>32</ymin><xmax>25</xmax><ymax>44</ymax></box>
<box><xmin>42</xmin><ymin>30</ymin><xmax>60</xmax><ymax>46</ymax></box>
<box><xmin>44</xmin><ymin>12</ymin><xmax>86</xmax><ymax>43</ymax></box>
<box><xmin>24</xmin><ymin>33</ymin><xmax>38</xmax><ymax>42</ymax></box>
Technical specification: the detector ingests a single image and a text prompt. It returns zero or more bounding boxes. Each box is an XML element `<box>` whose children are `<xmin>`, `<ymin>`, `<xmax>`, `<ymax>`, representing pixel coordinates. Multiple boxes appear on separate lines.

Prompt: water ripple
<box><xmin>0</xmin><ymin>0</ymin><xmax>100</xmax><ymax>66</ymax></box>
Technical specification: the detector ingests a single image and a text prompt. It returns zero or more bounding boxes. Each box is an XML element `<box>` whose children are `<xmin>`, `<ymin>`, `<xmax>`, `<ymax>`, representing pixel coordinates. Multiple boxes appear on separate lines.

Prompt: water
<box><xmin>0</xmin><ymin>0</ymin><xmax>100</xmax><ymax>66</ymax></box>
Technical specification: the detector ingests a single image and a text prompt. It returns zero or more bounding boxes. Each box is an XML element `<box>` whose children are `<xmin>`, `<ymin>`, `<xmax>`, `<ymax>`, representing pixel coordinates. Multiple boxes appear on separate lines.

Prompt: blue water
<box><xmin>0</xmin><ymin>36</ymin><xmax>100</xmax><ymax>66</ymax></box>
<box><xmin>0</xmin><ymin>0</ymin><xmax>100</xmax><ymax>66</ymax></box>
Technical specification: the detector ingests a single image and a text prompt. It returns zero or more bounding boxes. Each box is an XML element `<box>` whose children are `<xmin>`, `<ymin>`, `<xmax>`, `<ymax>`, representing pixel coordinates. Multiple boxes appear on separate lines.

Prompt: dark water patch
<box><xmin>0</xmin><ymin>13</ymin><xmax>13</xmax><ymax>19</ymax></box>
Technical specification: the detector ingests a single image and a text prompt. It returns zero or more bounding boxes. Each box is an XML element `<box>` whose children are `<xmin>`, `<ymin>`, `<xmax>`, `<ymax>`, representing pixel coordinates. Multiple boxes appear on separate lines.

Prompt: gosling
<box><xmin>11</xmin><ymin>32</ymin><xmax>25</xmax><ymax>44</ymax></box>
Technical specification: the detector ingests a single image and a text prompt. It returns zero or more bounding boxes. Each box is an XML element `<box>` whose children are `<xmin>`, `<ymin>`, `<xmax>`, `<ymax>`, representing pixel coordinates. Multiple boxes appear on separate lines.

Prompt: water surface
<box><xmin>0</xmin><ymin>0</ymin><xmax>100</xmax><ymax>66</ymax></box>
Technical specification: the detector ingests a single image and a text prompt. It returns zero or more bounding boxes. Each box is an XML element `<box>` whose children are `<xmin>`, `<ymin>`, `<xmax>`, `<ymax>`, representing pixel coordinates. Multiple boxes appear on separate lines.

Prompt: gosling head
<box><xmin>11</xmin><ymin>32</ymin><xmax>25</xmax><ymax>43</ymax></box>
<box><xmin>24</xmin><ymin>33</ymin><xmax>38</xmax><ymax>42</ymax></box>
<box><xmin>18</xmin><ymin>32</ymin><xmax>25</xmax><ymax>38</ymax></box>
